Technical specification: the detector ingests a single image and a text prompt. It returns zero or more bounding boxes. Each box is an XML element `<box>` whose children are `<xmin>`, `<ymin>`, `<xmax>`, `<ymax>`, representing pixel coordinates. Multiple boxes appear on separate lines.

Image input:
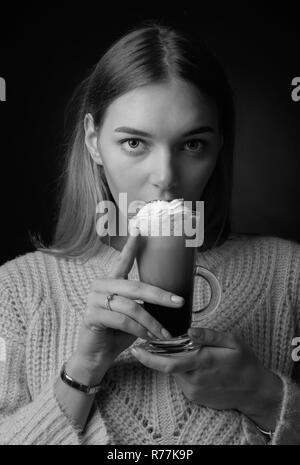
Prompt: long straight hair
<box><xmin>33</xmin><ymin>22</ymin><xmax>235</xmax><ymax>263</ymax></box>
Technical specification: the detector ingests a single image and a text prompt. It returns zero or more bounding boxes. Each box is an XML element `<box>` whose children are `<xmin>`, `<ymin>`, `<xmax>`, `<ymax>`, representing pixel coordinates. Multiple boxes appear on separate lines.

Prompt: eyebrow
<box><xmin>114</xmin><ymin>126</ymin><xmax>215</xmax><ymax>137</ymax></box>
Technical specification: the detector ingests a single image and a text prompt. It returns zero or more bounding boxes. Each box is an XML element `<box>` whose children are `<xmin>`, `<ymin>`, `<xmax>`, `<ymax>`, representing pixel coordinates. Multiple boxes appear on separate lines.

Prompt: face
<box><xmin>86</xmin><ymin>78</ymin><xmax>222</xmax><ymax>218</ymax></box>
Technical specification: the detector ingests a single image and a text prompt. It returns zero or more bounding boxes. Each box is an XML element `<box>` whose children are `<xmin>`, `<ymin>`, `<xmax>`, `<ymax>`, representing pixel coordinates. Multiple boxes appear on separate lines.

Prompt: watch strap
<box><xmin>60</xmin><ymin>362</ymin><xmax>102</xmax><ymax>395</ymax></box>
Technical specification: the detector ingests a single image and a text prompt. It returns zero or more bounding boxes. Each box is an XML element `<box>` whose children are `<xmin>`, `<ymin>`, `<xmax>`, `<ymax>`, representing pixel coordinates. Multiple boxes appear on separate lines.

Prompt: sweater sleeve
<box><xmin>242</xmin><ymin>371</ymin><xmax>300</xmax><ymax>445</ymax></box>
<box><xmin>0</xmin><ymin>281</ymin><xmax>83</xmax><ymax>445</ymax></box>
<box><xmin>261</xmin><ymin>239</ymin><xmax>300</xmax><ymax>445</ymax></box>
<box><xmin>242</xmin><ymin>239</ymin><xmax>300</xmax><ymax>445</ymax></box>
<box><xmin>290</xmin><ymin>240</ymin><xmax>300</xmax><ymax>332</ymax></box>
<box><xmin>269</xmin><ymin>371</ymin><xmax>300</xmax><ymax>444</ymax></box>
<box><xmin>269</xmin><ymin>240</ymin><xmax>300</xmax><ymax>444</ymax></box>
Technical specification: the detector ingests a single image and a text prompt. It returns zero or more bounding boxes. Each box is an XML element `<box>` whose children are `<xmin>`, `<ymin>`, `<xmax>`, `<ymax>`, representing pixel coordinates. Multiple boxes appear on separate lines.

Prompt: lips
<box><xmin>146</xmin><ymin>196</ymin><xmax>179</xmax><ymax>203</ymax></box>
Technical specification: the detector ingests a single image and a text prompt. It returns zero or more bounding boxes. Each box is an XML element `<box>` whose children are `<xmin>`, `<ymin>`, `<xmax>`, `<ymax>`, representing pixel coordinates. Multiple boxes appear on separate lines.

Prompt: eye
<box><xmin>127</xmin><ymin>139</ymin><xmax>140</xmax><ymax>149</ymax></box>
<box><xmin>183</xmin><ymin>139</ymin><xmax>206</xmax><ymax>152</ymax></box>
<box><xmin>119</xmin><ymin>138</ymin><xmax>148</xmax><ymax>154</ymax></box>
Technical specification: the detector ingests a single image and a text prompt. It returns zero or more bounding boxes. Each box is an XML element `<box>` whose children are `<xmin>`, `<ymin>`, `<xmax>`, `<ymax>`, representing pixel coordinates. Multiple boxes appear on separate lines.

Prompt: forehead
<box><xmin>101</xmin><ymin>79</ymin><xmax>218</xmax><ymax>133</ymax></box>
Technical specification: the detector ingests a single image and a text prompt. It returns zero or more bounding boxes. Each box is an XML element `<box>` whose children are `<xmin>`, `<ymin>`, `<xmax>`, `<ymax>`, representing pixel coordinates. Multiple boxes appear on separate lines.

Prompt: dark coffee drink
<box><xmin>136</xmin><ymin>235</ymin><xmax>196</xmax><ymax>337</ymax></box>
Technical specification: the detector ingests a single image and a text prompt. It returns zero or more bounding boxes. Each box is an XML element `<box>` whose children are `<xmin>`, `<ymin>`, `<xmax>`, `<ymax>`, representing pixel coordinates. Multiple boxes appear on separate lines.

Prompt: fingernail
<box><xmin>147</xmin><ymin>331</ymin><xmax>157</xmax><ymax>339</ymax></box>
<box><xmin>131</xmin><ymin>348</ymin><xmax>139</xmax><ymax>357</ymax></box>
<box><xmin>171</xmin><ymin>295</ymin><xmax>185</xmax><ymax>304</ymax></box>
<box><xmin>161</xmin><ymin>328</ymin><xmax>172</xmax><ymax>339</ymax></box>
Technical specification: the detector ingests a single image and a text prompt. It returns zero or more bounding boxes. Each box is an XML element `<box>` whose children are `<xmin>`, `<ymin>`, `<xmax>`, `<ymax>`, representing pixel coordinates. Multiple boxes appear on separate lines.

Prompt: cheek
<box><xmin>104</xmin><ymin>162</ymin><xmax>144</xmax><ymax>201</ymax></box>
<box><xmin>100</xmin><ymin>146</ymin><xmax>131</xmax><ymax>188</ymax></box>
<box><xmin>181</xmin><ymin>158</ymin><xmax>217</xmax><ymax>193</ymax></box>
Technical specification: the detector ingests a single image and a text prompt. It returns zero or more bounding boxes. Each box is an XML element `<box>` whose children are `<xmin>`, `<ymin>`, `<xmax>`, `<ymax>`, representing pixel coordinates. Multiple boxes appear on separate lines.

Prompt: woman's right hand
<box><xmin>73</xmin><ymin>228</ymin><xmax>185</xmax><ymax>374</ymax></box>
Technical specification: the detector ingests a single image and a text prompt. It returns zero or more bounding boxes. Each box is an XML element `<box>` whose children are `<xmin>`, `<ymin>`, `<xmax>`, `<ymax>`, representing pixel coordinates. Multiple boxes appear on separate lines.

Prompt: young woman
<box><xmin>0</xmin><ymin>23</ymin><xmax>299</xmax><ymax>445</ymax></box>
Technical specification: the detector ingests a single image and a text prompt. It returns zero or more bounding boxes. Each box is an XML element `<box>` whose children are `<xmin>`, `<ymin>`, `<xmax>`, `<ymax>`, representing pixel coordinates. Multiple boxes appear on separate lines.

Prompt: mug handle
<box><xmin>193</xmin><ymin>265</ymin><xmax>222</xmax><ymax>317</ymax></box>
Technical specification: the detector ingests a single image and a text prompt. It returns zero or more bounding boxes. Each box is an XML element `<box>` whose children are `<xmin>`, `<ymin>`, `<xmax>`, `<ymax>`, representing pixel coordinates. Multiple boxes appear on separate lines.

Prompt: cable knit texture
<box><xmin>0</xmin><ymin>234</ymin><xmax>300</xmax><ymax>445</ymax></box>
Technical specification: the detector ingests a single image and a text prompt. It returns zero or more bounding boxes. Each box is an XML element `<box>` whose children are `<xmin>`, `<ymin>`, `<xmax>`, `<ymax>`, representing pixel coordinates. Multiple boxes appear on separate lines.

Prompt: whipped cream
<box><xmin>129</xmin><ymin>198</ymin><xmax>195</xmax><ymax>236</ymax></box>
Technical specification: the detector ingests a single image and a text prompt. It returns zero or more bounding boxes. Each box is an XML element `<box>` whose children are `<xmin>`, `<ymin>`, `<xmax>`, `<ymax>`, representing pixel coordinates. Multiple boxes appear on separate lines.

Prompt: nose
<box><xmin>150</xmin><ymin>147</ymin><xmax>178</xmax><ymax>194</ymax></box>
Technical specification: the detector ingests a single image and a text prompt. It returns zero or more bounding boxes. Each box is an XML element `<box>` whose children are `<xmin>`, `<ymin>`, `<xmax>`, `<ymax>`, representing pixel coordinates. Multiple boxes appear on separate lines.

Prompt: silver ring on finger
<box><xmin>105</xmin><ymin>293</ymin><xmax>118</xmax><ymax>311</ymax></box>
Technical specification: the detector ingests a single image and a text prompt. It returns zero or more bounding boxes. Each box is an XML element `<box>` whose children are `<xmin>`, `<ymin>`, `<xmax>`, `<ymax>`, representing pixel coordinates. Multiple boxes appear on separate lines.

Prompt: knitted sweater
<box><xmin>0</xmin><ymin>234</ymin><xmax>300</xmax><ymax>445</ymax></box>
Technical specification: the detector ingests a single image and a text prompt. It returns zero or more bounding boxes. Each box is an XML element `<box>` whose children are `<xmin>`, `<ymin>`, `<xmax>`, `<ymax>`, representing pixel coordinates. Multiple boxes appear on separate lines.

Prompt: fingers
<box><xmin>110</xmin><ymin>228</ymin><xmax>140</xmax><ymax>279</ymax></box>
<box><xmin>94</xmin><ymin>226</ymin><xmax>185</xmax><ymax>307</ymax></box>
<box><xmin>90</xmin><ymin>279</ymin><xmax>185</xmax><ymax>308</ymax></box>
<box><xmin>188</xmin><ymin>327</ymin><xmax>238</xmax><ymax>349</ymax></box>
<box><xmin>131</xmin><ymin>345</ymin><xmax>233</xmax><ymax>374</ymax></box>
<box><xmin>85</xmin><ymin>305</ymin><xmax>157</xmax><ymax>341</ymax></box>
<box><xmin>87</xmin><ymin>292</ymin><xmax>172</xmax><ymax>340</ymax></box>
<box><xmin>130</xmin><ymin>347</ymin><xmax>203</xmax><ymax>373</ymax></box>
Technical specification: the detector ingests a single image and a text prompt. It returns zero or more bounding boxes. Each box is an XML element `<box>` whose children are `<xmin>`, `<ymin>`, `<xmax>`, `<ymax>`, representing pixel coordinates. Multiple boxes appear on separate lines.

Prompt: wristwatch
<box><xmin>60</xmin><ymin>362</ymin><xmax>103</xmax><ymax>395</ymax></box>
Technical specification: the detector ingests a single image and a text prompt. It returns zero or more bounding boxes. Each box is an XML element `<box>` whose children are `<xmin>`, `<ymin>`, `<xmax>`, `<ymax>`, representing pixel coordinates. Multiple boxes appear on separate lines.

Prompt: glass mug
<box><xmin>134</xmin><ymin>210</ymin><xmax>222</xmax><ymax>355</ymax></box>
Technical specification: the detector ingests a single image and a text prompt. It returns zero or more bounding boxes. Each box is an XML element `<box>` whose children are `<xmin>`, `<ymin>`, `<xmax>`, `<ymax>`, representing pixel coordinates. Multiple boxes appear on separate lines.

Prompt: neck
<box><xmin>102</xmin><ymin>234</ymin><xmax>127</xmax><ymax>252</ymax></box>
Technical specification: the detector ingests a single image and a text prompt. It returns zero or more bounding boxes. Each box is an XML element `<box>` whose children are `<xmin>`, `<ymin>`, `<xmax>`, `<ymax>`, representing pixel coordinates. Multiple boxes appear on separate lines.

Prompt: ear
<box><xmin>84</xmin><ymin>113</ymin><xmax>103</xmax><ymax>165</ymax></box>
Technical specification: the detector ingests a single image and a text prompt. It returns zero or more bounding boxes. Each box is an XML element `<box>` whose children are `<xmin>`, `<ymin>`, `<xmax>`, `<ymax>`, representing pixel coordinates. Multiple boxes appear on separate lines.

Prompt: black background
<box><xmin>0</xmin><ymin>3</ymin><xmax>300</xmax><ymax>265</ymax></box>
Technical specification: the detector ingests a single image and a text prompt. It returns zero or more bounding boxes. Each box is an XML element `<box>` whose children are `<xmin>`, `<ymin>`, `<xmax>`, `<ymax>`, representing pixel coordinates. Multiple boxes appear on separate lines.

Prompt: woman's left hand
<box><xmin>130</xmin><ymin>327</ymin><xmax>283</xmax><ymax>430</ymax></box>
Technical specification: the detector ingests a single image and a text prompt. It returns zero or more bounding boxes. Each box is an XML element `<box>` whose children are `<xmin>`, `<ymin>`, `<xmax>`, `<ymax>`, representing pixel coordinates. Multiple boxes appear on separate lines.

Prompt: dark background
<box><xmin>0</xmin><ymin>4</ymin><xmax>300</xmax><ymax>266</ymax></box>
